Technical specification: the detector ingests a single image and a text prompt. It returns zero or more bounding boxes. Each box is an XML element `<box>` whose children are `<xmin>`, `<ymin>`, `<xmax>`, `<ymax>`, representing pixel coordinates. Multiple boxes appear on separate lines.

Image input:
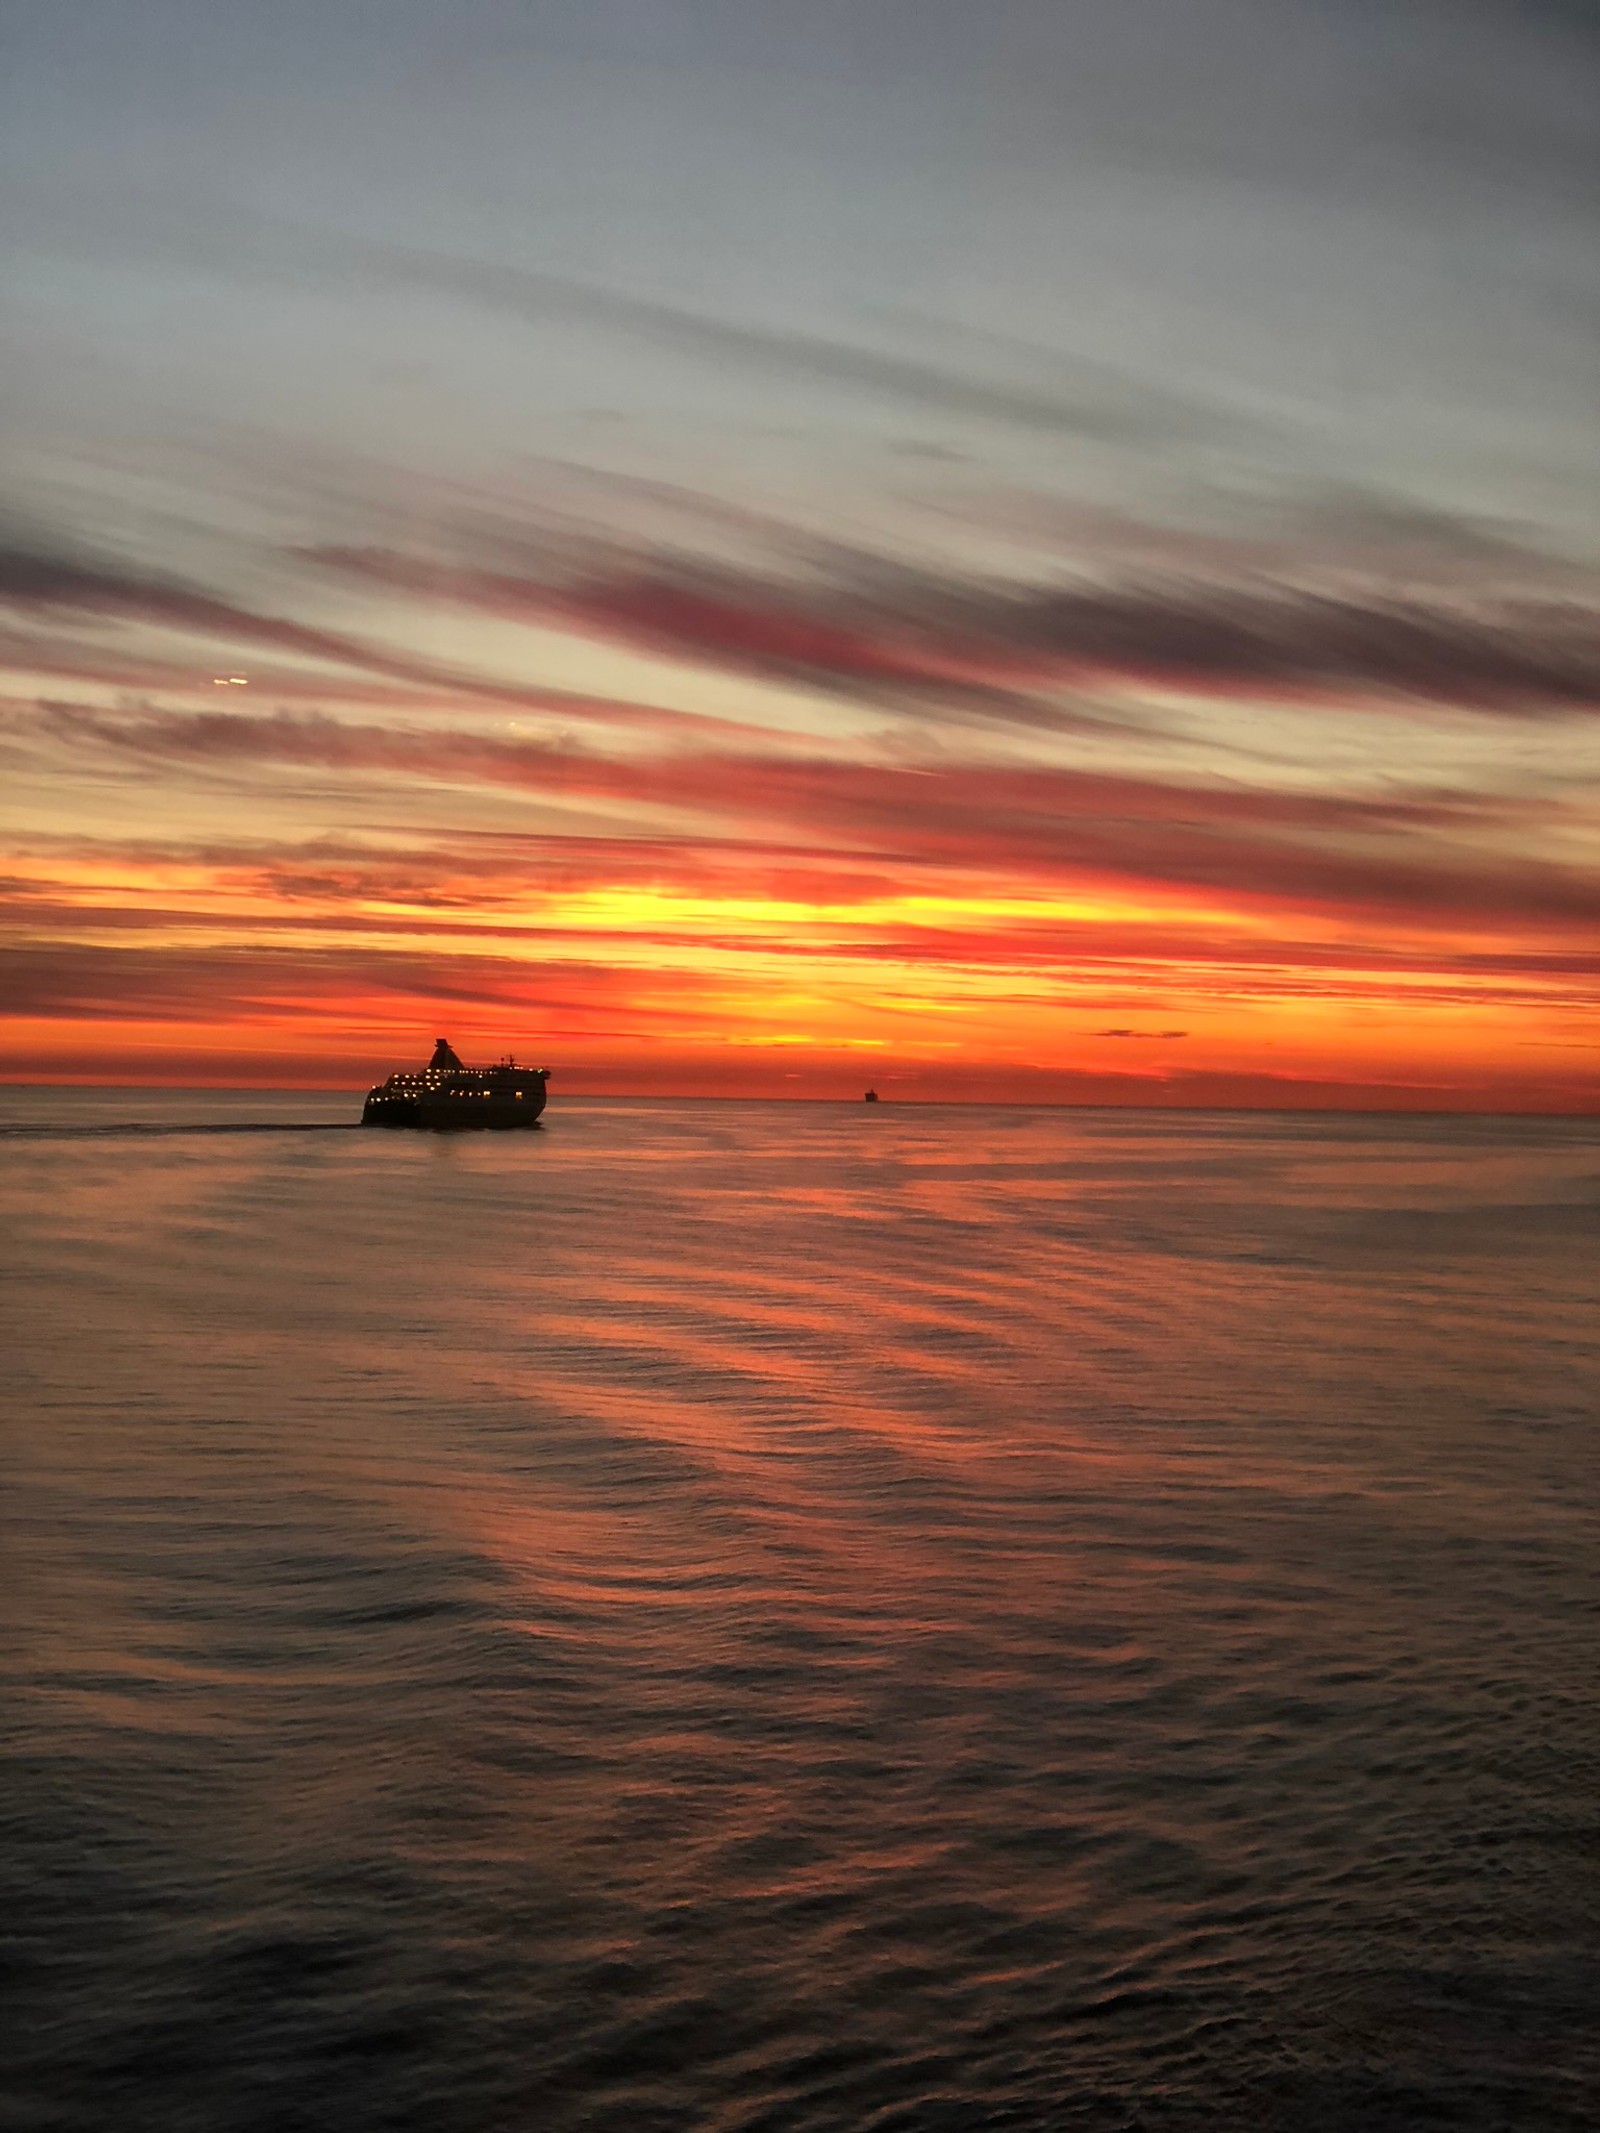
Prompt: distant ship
<box><xmin>863</xmin><ymin>1088</ymin><xmax>879</xmax><ymax>1102</ymax></box>
<box><xmin>361</xmin><ymin>1038</ymin><xmax>549</xmax><ymax>1128</ymax></box>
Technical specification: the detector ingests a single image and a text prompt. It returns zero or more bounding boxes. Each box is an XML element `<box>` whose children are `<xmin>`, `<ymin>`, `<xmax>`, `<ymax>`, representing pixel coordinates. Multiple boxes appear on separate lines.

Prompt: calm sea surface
<box><xmin>3</xmin><ymin>1091</ymin><xmax>1597</xmax><ymax>2131</ymax></box>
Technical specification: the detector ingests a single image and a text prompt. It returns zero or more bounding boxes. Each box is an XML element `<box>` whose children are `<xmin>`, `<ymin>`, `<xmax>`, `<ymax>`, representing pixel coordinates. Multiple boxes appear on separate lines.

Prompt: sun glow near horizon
<box><xmin>5</xmin><ymin>813</ymin><xmax>1594</xmax><ymax>1107</ymax></box>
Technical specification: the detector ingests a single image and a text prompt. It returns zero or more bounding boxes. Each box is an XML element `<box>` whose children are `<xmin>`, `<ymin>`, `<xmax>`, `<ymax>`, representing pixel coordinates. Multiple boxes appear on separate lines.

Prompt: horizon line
<box><xmin>3</xmin><ymin>1079</ymin><xmax>1595</xmax><ymax>1122</ymax></box>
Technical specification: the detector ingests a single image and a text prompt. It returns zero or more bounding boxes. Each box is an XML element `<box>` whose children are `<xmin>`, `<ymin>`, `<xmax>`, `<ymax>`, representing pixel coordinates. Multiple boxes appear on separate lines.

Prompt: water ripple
<box><xmin>3</xmin><ymin>1096</ymin><xmax>1597</xmax><ymax>2129</ymax></box>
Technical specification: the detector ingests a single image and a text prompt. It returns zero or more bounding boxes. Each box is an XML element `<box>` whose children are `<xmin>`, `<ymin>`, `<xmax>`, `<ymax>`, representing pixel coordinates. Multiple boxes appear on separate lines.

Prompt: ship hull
<box><xmin>360</xmin><ymin>1095</ymin><xmax>545</xmax><ymax>1128</ymax></box>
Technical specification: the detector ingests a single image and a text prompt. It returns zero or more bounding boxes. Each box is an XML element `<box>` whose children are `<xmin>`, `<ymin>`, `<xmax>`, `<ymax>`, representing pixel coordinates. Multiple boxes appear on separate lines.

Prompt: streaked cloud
<box><xmin>19</xmin><ymin>699</ymin><xmax>1600</xmax><ymax>930</ymax></box>
<box><xmin>311</xmin><ymin>535</ymin><xmax>1600</xmax><ymax>717</ymax></box>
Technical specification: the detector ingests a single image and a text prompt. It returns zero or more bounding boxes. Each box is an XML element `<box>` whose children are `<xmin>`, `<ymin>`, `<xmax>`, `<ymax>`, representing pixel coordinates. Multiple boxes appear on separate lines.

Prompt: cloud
<box><xmin>0</xmin><ymin>934</ymin><xmax>716</xmax><ymax>1031</ymax></box>
<box><xmin>310</xmin><ymin>537</ymin><xmax>1600</xmax><ymax>718</ymax></box>
<box><xmin>17</xmin><ymin>186</ymin><xmax>1250</xmax><ymax>455</ymax></box>
<box><xmin>0</xmin><ymin>536</ymin><xmax>778</xmax><ymax>741</ymax></box>
<box><xmin>0</xmin><ymin>538</ymin><xmax>423</xmax><ymax>673</ymax></box>
<box><xmin>24</xmin><ymin>700</ymin><xmax>1600</xmax><ymax>930</ymax></box>
<box><xmin>1096</xmin><ymin>1028</ymin><xmax>1188</xmax><ymax>1039</ymax></box>
<box><xmin>12</xmin><ymin>814</ymin><xmax>1600</xmax><ymax>1005</ymax></box>
<box><xmin>11</xmin><ymin>486</ymin><xmax>1599</xmax><ymax>772</ymax></box>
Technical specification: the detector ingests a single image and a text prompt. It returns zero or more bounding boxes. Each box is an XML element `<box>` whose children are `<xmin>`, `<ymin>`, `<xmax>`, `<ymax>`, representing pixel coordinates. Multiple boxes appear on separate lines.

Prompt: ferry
<box><xmin>361</xmin><ymin>1038</ymin><xmax>549</xmax><ymax>1128</ymax></box>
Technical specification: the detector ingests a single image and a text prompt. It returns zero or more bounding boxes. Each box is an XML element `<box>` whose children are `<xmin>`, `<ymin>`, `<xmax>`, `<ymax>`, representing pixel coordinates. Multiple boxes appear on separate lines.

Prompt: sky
<box><xmin>2</xmin><ymin>0</ymin><xmax>1597</xmax><ymax>1106</ymax></box>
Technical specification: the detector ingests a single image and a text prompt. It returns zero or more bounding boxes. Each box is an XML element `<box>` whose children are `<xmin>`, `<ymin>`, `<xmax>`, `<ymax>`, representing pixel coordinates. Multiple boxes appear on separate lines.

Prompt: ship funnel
<box><xmin>429</xmin><ymin>1037</ymin><xmax>464</xmax><ymax>1070</ymax></box>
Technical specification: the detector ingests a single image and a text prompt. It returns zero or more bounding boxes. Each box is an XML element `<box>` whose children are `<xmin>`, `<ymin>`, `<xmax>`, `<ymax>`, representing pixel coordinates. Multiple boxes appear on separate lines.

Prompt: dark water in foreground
<box><xmin>3</xmin><ymin>1091</ymin><xmax>1597</xmax><ymax>2132</ymax></box>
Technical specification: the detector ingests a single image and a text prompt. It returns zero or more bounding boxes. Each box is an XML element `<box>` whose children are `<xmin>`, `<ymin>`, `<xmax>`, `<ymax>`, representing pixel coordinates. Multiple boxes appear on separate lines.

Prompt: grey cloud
<box><xmin>0</xmin><ymin>535</ymin><xmax>779</xmax><ymax>740</ymax></box>
<box><xmin>0</xmin><ymin>523</ymin><xmax>1134</xmax><ymax>743</ymax></box>
<box><xmin>371</xmin><ymin>243</ymin><xmax>1222</xmax><ymax>449</ymax></box>
<box><xmin>310</xmin><ymin>533</ymin><xmax>1600</xmax><ymax>718</ymax></box>
<box><xmin>12</xmin><ymin>186</ymin><xmax>1248</xmax><ymax>455</ymax></box>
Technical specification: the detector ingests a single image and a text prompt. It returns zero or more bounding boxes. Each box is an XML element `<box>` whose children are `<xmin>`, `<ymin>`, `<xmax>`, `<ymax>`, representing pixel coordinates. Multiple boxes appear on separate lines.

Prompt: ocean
<box><xmin>3</xmin><ymin>1090</ymin><xmax>1597</xmax><ymax>2131</ymax></box>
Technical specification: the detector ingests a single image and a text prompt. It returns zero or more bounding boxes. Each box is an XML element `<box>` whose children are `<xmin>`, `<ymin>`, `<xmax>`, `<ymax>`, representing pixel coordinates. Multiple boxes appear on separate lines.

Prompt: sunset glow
<box><xmin>2</xmin><ymin>3</ymin><xmax>1596</xmax><ymax>1110</ymax></box>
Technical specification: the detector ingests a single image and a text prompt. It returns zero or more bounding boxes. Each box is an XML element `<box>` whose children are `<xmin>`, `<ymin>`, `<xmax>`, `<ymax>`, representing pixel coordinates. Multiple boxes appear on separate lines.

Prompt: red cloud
<box><xmin>29</xmin><ymin>701</ymin><xmax>1599</xmax><ymax>931</ymax></box>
